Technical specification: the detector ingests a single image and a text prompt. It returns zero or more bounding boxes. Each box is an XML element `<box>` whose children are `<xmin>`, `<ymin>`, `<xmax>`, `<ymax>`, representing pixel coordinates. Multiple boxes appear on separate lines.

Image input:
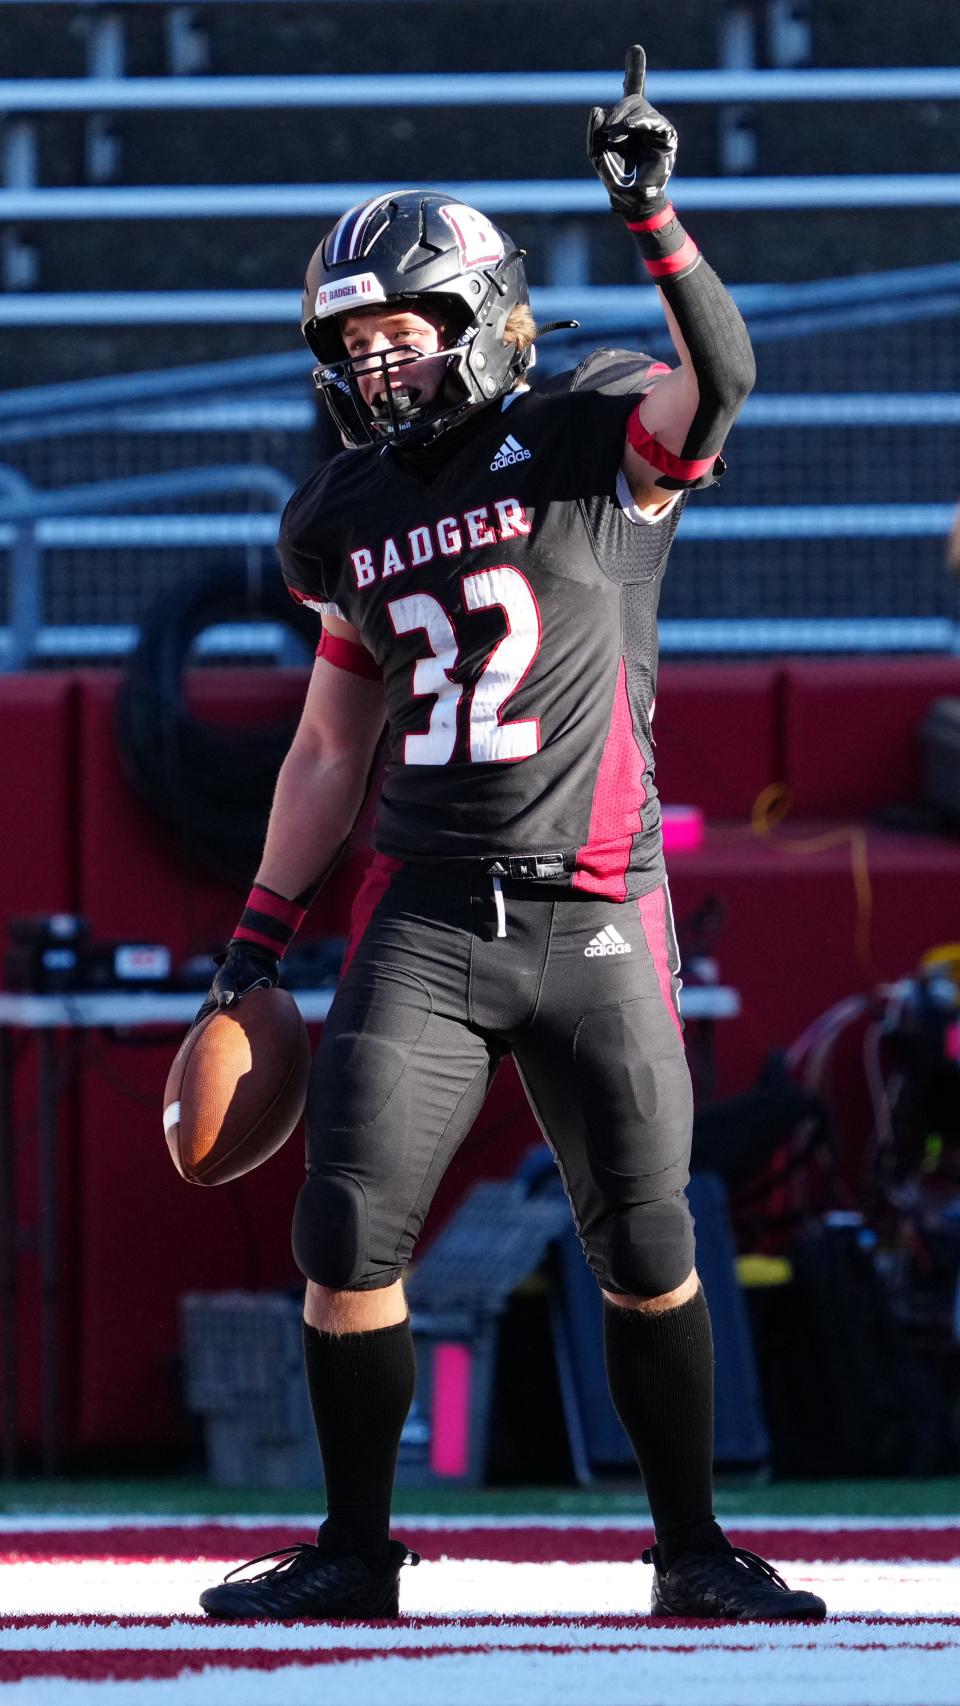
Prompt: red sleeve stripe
<box><xmin>644</xmin><ymin>237</ymin><xmax>701</xmax><ymax>278</ymax></box>
<box><xmin>626</xmin><ymin>409</ymin><xmax>719</xmax><ymax>481</ymax></box>
<box><xmin>232</xmin><ymin>884</ymin><xmax>307</xmax><ymax>958</ymax></box>
<box><xmin>626</xmin><ymin>203</ymin><xmax>676</xmax><ymax>233</ymax></box>
<box><xmin>246</xmin><ymin>884</ymin><xmax>306</xmax><ymax>931</ymax></box>
<box><xmin>316</xmin><ymin>629</ymin><xmax>382</xmax><ymax>679</ymax></box>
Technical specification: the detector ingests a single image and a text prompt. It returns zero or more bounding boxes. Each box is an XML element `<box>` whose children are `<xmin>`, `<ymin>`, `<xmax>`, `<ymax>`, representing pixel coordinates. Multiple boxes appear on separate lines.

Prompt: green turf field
<box><xmin>2</xmin><ymin>1476</ymin><xmax>959</xmax><ymax>1519</ymax></box>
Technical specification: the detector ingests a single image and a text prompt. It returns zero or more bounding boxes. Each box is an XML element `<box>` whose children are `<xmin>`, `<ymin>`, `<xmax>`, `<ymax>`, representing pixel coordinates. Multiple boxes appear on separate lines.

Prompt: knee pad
<box><xmin>602</xmin><ymin>1191</ymin><xmax>695</xmax><ymax>1299</ymax></box>
<box><xmin>292</xmin><ymin>1168</ymin><xmax>370</xmax><ymax>1290</ymax></box>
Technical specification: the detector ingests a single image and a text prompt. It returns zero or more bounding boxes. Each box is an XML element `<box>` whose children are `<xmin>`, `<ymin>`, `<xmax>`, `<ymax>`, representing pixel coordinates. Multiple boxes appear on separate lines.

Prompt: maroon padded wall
<box><xmin>655</xmin><ymin>663</ymin><xmax>782</xmax><ymax>819</ymax></box>
<box><xmin>782</xmin><ymin>658</ymin><xmax>960</xmax><ymax>817</ymax></box>
<box><xmin>0</xmin><ymin>676</ymin><xmax>78</xmax><ymax>1454</ymax></box>
<box><xmin>666</xmin><ymin>822</ymin><xmax>960</xmax><ymax>1097</ymax></box>
<box><xmin>76</xmin><ymin>669</ymin><xmax>368</xmax><ymax>963</ymax></box>
<box><xmin>0</xmin><ymin>673</ymin><xmax>78</xmax><ymax>931</ymax></box>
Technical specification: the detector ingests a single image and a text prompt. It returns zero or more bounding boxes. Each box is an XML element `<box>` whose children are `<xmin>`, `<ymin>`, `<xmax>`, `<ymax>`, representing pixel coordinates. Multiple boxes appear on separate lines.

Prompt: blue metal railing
<box><xmin>4</xmin><ymin>175</ymin><xmax>959</xmax><ymax>223</ymax></box>
<box><xmin>3</xmin><ymin>68</ymin><xmax>960</xmax><ymax>110</ymax></box>
<box><xmin>3</xmin><ymin>258</ymin><xmax>960</xmax><ymax>331</ymax></box>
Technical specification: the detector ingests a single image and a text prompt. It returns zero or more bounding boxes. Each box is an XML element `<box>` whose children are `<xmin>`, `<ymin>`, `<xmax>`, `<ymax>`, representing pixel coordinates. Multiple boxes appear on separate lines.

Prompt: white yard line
<box><xmin>1</xmin><ymin>1560</ymin><xmax>958</xmax><ymax>1620</ymax></box>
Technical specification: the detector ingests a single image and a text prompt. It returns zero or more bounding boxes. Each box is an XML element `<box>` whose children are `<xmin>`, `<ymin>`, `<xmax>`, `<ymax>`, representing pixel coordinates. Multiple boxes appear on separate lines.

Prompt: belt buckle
<box><xmin>504</xmin><ymin>852</ymin><xmax>566</xmax><ymax>881</ymax></box>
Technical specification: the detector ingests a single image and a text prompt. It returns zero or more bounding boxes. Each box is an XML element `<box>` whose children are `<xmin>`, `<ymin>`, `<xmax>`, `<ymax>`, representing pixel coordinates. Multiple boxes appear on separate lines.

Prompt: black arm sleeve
<box><xmin>628</xmin><ymin>208</ymin><xmax>756</xmax><ymax>485</ymax></box>
<box><xmin>658</xmin><ymin>254</ymin><xmax>756</xmax><ymax>466</ymax></box>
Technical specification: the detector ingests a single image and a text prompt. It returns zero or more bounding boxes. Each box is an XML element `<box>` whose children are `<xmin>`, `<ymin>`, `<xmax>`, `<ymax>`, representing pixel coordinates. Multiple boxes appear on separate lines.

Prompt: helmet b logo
<box><xmin>439</xmin><ymin>203</ymin><xmax>505</xmax><ymax>269</ymax></box>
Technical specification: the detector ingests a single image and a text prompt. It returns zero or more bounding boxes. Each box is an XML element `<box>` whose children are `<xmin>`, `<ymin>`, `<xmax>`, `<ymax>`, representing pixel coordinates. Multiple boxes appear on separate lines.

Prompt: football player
<box><xmin>199</xmin><ymin>47</ymin><xmax>826</xmax><ymax>1623</ymax></box>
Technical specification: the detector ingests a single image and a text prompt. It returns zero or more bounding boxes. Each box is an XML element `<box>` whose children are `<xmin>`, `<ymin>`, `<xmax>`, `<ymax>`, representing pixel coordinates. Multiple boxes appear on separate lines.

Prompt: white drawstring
<box><xmin>492</xmin><ymin>876</ymin><xmax>507</xmax><ymax>939</ymax></box>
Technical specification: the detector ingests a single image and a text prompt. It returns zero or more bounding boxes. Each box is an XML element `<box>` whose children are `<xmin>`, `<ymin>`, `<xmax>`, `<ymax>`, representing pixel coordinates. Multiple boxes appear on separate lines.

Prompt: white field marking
<box><xmin>1</xmin><ymin>1514</ymin><xmax>958</xmax><ymax>1533</ymax></box>
<box><xmin>3</xmin><ymin>1617</ymin><xmax>960</xmax><ymax>1652</ymax></box>
<box><xmin>1</xmin><ymin>1559</ymin><xmax>959</xmax><ymax>1620</ymax></box>
<box><xmin>4</xmin><ymin>1647</ymin><xmax>960</xmax><ymax>1706</ymax></box>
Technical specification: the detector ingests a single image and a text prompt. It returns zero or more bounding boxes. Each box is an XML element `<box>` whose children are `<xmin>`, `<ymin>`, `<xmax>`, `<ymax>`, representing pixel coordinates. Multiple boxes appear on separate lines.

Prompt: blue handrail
<box><xmin>0</xmin><ymin>464</ymin><xmax>293</xmax><ymax>519</ymax></box>
<box><xmin>0</xmin><ymin>353</ymin><xmax>312</xmax><ymax>421</ymax></box>
<box><xmin>2</xmin><ymin>283</ymin><xmax>959</xmax><ymax>335</ymax></box>
<box><xmin>3</xmin><ymin>175</ymin><xmax>959</xmax><ymax>221</ymax></box>
<box><xmin>0</xmin><ymin>260</ymin><xmax>956</xmax><ymax>421</ymax></box>
<box><xmin>2</xmin><ymin>68</ymin><xmax>959</xmax><ymax>111</ymax></box>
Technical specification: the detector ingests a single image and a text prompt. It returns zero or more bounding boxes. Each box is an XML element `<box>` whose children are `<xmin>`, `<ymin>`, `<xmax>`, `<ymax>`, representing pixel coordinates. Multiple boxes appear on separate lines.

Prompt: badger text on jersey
<box><xmin>349</xmin><ymin>497</ymin><xmax>531</xmax><ymax>589</ymax></box>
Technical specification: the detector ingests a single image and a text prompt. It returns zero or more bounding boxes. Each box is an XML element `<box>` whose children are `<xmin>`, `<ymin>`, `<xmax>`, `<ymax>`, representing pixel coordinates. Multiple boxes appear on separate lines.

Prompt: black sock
<box><xmin>602</xmin><ymin>1285</ymin><xmax>729</xmax><ymax>1571</ymax></box>
<box><xmin>302</xmin><ymin>1315</ymin><xmax>416</xmax><ymax>1573</ymax></box>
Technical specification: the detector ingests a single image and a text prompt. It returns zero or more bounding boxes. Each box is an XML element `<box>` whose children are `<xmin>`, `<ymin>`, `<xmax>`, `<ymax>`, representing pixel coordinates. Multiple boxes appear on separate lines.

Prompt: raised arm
<box><xmin>588</xmin><ymin>44</ymin><xmax>756</xmax><ymax>514</ymax></box>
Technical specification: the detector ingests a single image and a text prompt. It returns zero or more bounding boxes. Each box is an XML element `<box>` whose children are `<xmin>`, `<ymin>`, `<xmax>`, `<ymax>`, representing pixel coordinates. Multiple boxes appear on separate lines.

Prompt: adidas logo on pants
<box><xmin>584</xmin><ymin>925</ymin><xmax>632</xmax><ymax>957</ymax></box>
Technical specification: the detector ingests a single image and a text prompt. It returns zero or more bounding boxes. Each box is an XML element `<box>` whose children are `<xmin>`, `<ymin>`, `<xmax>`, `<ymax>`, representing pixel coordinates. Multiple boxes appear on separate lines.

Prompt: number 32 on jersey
<box><xmin>387</xmin><ymin>564</ymin><xmax>541</xmax><ymax>765</ymax></box>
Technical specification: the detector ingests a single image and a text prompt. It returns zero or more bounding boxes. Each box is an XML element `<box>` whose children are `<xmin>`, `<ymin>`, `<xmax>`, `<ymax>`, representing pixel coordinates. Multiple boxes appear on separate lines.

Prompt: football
<box><xmin>163</xmin><ymin>987</ymin><xmax>311</xmax><ymax>1185</ymax></box>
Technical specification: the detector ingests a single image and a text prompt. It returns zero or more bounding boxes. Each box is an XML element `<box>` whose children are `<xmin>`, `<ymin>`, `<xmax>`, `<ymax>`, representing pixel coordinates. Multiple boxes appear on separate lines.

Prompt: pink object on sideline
<box><xmin>429</xmin><ymin>1342</ymin><xmax>472</xmax><ymax>1477</ymax></box>
<box><xmin>661</xmin><ymin>804</ymin><xmax>705</xmax><ymax>852</ymax></box>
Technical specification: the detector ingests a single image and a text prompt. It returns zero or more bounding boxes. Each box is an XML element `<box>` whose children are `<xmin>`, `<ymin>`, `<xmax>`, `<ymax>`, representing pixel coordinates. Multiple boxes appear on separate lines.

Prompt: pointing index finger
<box><xmin>623</xmin><ymin>43</ymin><xmax>646</xmax><ymax>99</ymax></box>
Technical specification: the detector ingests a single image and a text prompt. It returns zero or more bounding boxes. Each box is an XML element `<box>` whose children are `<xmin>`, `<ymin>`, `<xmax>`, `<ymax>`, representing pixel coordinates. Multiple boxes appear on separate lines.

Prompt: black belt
<box><xmin>479</xmin><ymin>851</ymin><xmax>576</xmax><ymax>882</ymax></box>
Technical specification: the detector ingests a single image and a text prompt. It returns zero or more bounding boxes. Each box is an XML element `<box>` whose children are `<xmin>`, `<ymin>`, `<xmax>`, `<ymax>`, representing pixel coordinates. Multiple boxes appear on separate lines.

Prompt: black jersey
<box><xmin>279</xmin><ymin>349</ymin><xmax>689</xmax><ymax>900</ymax></box>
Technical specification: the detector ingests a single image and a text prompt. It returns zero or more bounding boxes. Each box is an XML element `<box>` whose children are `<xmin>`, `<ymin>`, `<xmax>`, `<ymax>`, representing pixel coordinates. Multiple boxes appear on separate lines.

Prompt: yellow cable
<box><xmin>750</xmin><ymin>784</ymin><xmax>875</xmax><ymax>978</ymax></box>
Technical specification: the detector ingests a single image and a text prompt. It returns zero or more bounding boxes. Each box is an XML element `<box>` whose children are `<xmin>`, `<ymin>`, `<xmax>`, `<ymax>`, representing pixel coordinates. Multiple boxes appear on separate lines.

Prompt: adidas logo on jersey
<box><xmin>584</xmin><ymin>925</ymin><xmax>632</xmax><ymax>958</ymax></box>
<box><xmin>491</xmin><ymin>434</ymin><xmax>532</xmax><ymax>471</ymax></box>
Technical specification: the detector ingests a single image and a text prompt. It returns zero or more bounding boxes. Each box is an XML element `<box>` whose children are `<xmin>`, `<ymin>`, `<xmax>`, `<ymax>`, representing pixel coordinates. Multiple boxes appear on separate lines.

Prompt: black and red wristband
<box><xmin>626</xmin><ymin>202</ymin><xmax>701</xmax><ymax>281</ymax></box>
<box><xmin>233</xmin><ymin>883</ymin><xmax>307</xmax><ymax>958</ymax></box>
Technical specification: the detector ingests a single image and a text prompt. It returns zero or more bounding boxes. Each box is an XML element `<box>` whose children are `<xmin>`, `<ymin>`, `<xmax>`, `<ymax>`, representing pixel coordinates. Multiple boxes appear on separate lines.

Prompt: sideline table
<box><xmin>0</xmin><ymin>982</ymin><xmax>739</xmax><ymax>1478</ymax></box>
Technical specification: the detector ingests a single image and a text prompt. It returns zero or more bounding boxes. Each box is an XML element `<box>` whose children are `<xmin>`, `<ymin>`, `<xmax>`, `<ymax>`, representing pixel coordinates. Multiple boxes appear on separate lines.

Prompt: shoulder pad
<box><xmin>571</xmin><ymin>348</ymin><xmax>667</xmax><ymax>397</ymax></box>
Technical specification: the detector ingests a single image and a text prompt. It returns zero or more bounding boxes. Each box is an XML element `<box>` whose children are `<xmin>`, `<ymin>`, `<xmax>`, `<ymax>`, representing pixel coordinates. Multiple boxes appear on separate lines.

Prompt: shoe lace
<box><xmin>644</xmin><ymin>1544</ymin><xmax>791</xmax><ymax>1596</ymax></box>
<box><xmin>221</xmin><ymin>1541</ymin><xmax>421</xmax><ymax>1586</ymax></box>
<box><xmin>727</xmin><ymin>1547</ymin><xmax>791</xmax><ymax>1592</ymax></box>
<box><xmin>222</xmin><ymin>1542</ymin><xmax>321</xmax><ymax>1585</ymax></box>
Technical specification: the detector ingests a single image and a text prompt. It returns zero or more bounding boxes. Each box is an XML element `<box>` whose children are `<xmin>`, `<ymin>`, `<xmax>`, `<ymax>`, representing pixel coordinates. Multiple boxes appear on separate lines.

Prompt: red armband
<box><xmin>316</xmin><ymin>629</ymin><xmax>382</xmax><ymax>680</ymax></box>
<box><xmin>233</xmin><ymin>883</ymin><xmax>307</xmax><ymax>957</ymax></box>
<box><xmin>626</xmin><ymin>406</ymin><xmax>719</xmax><ymax>485</ymax></box>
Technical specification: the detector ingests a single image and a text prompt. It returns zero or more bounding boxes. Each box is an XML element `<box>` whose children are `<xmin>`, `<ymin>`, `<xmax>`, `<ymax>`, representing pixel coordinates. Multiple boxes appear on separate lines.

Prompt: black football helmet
<box><xmin>301</xmin><ymin>189</ymin><xmax>532</xmax><ymax>447</ymax></box>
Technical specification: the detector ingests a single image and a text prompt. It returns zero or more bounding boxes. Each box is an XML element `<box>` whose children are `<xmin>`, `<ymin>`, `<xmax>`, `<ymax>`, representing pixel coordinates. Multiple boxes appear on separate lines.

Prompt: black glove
<box><xmin>587</xmin><ymin>44</ymin><xmax>678</xmax><ymax>221</ymax></box>
<box><xmin>193</xmin><ymin>940</ymin><xmax>280</xmax><ymax>1028</ymax></box>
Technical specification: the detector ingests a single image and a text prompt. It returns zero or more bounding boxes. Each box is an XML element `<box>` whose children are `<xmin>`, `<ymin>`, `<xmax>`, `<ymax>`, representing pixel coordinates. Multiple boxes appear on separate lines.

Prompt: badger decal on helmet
<box><xmin>300</xmin><ymin>189</ymin><xmax>532</xmax><ymax>448</ymax></box>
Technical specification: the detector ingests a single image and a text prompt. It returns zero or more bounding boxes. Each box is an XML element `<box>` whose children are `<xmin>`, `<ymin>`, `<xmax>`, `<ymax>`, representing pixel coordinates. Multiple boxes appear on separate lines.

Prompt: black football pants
<box><xmin>292</xmin><ymin>857</ymin><xmax>695</xmax><ymax>1298</ymax></box>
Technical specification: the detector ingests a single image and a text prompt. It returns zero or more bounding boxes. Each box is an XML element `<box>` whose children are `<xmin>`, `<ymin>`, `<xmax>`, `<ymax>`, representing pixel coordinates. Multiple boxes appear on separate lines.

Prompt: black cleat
<box><xmin>644</xmin><ymin>1543</ymin><xmax>827</xmax><ymax>1622</ymax></box>
<box><xmin>199</xmin><ymin>1538</ymin><xmax>419</xmax><ymax>1621</ymax></box>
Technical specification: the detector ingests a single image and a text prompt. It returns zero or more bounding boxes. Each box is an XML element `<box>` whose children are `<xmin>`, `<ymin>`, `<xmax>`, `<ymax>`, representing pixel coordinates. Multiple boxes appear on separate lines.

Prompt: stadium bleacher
<box><xmin>1</xmin><ymin>0</ymin><xmax>959</xmax><ymax>658</ymax></box>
